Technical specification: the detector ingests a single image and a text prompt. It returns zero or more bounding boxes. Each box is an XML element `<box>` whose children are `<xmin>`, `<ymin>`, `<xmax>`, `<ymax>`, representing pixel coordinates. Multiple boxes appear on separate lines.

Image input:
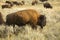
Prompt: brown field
<box><xmin>0</xmin><ymin>0</ymin><xmax>60</xmax><ymax>40</ymax></box>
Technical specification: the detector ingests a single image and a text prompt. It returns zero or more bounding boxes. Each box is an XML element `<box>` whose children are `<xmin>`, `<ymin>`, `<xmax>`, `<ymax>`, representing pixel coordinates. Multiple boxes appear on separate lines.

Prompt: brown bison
<box><xmin>6</xmin><ymin>9</ymin><xmax>39</xmax><ymax>29</ymax></box>
<box><xmin>43</xmin><ymin>2</ymin><xmax>52</xmax><ymax>9</ymax></box>
<box><xmin>0</xmin><ymin>12</ymin><xmax>5</xmax><ymax>25</ymax></box>
<box><xmin>6</xmin><ymin>9</ymin><xmax>46</xmax><ymax>29</ymax></box>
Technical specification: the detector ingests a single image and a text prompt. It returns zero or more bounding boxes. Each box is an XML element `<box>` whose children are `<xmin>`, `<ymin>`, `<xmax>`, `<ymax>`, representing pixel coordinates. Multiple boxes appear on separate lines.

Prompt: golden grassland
<box><xmin>0</xmin><ymin>0</ymin><xmax>60</xmax><ymax>40</ymax></box>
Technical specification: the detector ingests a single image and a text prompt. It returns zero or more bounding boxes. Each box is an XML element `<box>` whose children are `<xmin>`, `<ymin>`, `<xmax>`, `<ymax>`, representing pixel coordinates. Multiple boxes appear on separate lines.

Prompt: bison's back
<box><xmin>16</xmin><ymin>9</ymin><xmax>40</xmax><ymax>24</ymax></box>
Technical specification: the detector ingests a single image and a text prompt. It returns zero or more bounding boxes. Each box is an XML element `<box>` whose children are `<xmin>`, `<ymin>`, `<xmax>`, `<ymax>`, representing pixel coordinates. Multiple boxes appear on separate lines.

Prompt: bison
<box><xmin>43</xmin><ymin>2</ymin><xmax>52</xmax><ymax>9</ymax></box>
<box><xmin>0</xmin><ymin>12</ymin><xmax>5</xmax><ymax>25</ymax></box>
<box><xmin>6</xmin><ymin>9</ymin><xmax>46</xmax><ymax>29</ymax></box>
<box><xmin>6</xmin><ymin>9</ymin><xmax>40</xmax><ymax>29</ymax></box>
<box><xmin>37</xmin><ymin>15</ymin><xmax>46</xmax><ymax>29</ymax></box>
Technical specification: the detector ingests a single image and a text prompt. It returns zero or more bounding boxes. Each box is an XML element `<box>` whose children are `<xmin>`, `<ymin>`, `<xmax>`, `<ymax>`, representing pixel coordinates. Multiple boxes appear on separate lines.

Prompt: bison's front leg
<box><xmin>30</xmin><ymin>22</ymin><xmax>37</xmax><ymax>30</ymax></box>
<box><xmin>30</xmin><ymin>19</ymin><xmax>37</xmax><ymax>30</ymax></box>
<box><xmin>31</xmin><ymin>24</ymin><xmax>37</xmax><ymax>30</ymax></box>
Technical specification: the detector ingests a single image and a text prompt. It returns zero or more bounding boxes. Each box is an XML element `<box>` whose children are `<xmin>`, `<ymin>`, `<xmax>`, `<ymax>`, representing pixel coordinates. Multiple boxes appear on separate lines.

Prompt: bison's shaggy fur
<box><xmin>0</xmin><ymin>12</ymin><xmax>4</xmax><ymax>25</ymax></box>
<box><xmin>6</xmin><ymin>13</ymin><xmax>17</xmax><ymax>27</ymax></box>
<box><xmin>37</xmin><ymin>15</ymin><xmax>46</xmax><ymax>29</ymax></box>
<box><xmin>6</xmin><ymin>9</ymin><xmax>40</xmax><ymax>29</ymax></box>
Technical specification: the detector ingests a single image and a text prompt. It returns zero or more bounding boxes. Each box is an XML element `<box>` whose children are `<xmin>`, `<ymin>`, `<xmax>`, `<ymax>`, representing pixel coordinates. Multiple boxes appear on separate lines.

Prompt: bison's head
<box><xmin>37</xmin><ymin>15</ymin><xmax>46</xmax><ymax>29</ymax></box>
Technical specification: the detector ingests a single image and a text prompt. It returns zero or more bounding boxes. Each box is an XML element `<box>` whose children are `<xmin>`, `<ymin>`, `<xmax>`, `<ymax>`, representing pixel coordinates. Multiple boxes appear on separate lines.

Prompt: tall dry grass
<box><xmin>0</xmin><ymin>0</ymin><xmax>60</xmax><ymax>40</ymax></box>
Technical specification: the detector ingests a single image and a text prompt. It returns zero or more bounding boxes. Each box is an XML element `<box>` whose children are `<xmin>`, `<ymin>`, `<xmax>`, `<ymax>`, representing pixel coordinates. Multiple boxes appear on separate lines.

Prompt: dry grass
<box><xmin>0</xmin><ymin>0</ymin><xmax>60</xmax><ymax>40</ymax></box>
